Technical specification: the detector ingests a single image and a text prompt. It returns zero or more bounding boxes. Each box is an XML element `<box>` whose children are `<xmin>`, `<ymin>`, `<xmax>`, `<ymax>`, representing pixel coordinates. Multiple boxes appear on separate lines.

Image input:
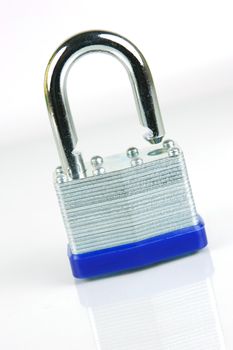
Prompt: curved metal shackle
<box><xmin>44</xmin><ymin>30</ymin><xmax>165</xmax><ymax>179</ymax></box>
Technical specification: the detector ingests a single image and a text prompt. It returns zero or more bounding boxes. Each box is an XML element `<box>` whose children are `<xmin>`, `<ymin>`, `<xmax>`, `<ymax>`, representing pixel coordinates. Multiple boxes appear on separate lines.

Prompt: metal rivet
<box><xmin>163</xmin><ymin>139</ymin><xmax>175</xmax><ymax>149</ymax></box>
<box><xmin>91</xmin><ymin>155</ymin><xmax>105</xmax><ymax>176</ymax></box>
<box><xmin>127</xmin><ymin>147</ymin><xmax>143</xmax><ymax>167</ymax></box>
<box><xmin>127</xmin><ymin>147</ymin><xmax>139</xmax><ymax>158</ymax></box>
<box><xmin>55</xmin><ymin>166</ymin><xmax>63</xmax><ymax>174</ymax></box>
<box><xmin>131</xmin><ymin>158</ymin><xmax>143</xmax><ymax>167</ymax></box>
<box><xmin>56</xmin><ymin>175</ymin><xmax>68</xmax><ymax>184</ymax></box>
<box><xmin>93</xmin><ymin>167</ymin><xmax>106</xmax><ymax>176</ymax></box>
<box><xmin>168</xmin><ymin>147</ymin><xmax>180</xmax><ymax>157</ymax></box>
<box><xmin>91</xmin><ymin>156</ymin><xmax>104</xmax><ymax>167</ymax></box>
<box><xmin>54</xmin><ymin>166</ymin><xmax>68</xmax><ymax>183</ymax></box>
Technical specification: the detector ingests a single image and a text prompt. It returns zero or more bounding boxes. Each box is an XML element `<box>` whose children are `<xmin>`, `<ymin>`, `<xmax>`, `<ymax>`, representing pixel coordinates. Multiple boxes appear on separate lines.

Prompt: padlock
<box><xmin>44</xmin><ymin>30</ymin><xmax>207</xmax><ymax>279</ymax></box>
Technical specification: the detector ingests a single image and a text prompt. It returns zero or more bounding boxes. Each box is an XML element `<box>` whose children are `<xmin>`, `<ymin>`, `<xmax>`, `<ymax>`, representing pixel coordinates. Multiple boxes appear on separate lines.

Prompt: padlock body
<box><xmin>55</xmin><ymin>146</ymin><xmax>207</xmax><ymax>278</ymax></box>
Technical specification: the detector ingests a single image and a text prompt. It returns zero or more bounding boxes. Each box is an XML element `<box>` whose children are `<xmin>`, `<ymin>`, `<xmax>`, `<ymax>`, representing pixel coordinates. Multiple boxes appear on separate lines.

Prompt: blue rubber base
<box><xmin>68</xmin><ymin>217</ymin><xmax>207</xmax><ymax>279</ymax></box>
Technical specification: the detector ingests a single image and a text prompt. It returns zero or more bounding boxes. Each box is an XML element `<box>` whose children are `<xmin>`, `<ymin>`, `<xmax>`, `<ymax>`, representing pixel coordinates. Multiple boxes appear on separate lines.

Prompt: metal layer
<box><xmin>55</xmin><ymin>152</ymin><xmax>198</xmax><ymax>254</ymax></box>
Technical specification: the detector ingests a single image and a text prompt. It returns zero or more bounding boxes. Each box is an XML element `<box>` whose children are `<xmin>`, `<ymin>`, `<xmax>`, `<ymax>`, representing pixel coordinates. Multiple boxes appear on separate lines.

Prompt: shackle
<box><xmin>44</xmin><ymin>30</ymin><xmax>165</xmax><ymax>179</ymax></box>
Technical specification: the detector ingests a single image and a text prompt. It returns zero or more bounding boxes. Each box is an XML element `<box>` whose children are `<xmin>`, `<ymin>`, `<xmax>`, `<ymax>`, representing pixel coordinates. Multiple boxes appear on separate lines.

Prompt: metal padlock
<box><xmin>44</xmin><ymin>30</ymin><xmax>207</xmax><ymax>279</ymax></box>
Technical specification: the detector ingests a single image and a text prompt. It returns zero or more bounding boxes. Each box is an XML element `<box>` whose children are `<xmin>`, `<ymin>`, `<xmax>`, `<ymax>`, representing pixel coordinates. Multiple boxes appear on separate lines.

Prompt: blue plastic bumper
<box><xmin>68</xmin><ymin>218</ymin><xmax>207</xmax><ymax>279</ymax></box>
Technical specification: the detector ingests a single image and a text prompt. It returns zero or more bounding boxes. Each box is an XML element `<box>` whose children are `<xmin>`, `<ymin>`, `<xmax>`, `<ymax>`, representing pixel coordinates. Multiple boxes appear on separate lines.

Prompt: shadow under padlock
<box><xmin>76</xmin><ymin>251</ymin><xmax>225</xmax><ymax>350</ymax></box>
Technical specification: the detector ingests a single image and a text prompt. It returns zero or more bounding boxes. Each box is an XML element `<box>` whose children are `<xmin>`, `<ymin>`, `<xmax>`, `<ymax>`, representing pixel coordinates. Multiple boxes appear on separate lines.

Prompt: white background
<box><xmin>0</xmin><ymin>0</ymin><xmax>233</xmax><ymax>349</ymax></box>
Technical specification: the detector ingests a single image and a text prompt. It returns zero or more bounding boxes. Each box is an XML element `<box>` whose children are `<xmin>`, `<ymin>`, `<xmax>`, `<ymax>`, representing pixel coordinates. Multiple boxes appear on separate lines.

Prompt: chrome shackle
<box><xmin>44</xmin><ymin>30</ymin><xmax>165</xmax><ymax>179</ymax></box>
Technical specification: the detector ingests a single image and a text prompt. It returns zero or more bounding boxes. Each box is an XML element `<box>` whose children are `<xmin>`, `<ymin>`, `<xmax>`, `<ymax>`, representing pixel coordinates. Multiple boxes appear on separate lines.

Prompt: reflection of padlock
<box><xmin>44</xmin><ymin>30</ymin><xmax>207</xmax><ymax>279</ymax></box>
<box><xmin>77</xmin><ymin>253</ymin><xmax>223</xmax><ymax>350</ymax></box>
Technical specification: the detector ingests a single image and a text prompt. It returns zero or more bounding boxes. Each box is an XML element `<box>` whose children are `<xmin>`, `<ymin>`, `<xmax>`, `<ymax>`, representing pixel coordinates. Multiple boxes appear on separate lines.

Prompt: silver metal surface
<box><xmin>127</xmin><ymin>147</ymin><xmax>139</xmax><ymax>159</ymax></box>
<box><xmin>168</xmin><ymin>147</ymin><xmax>180</xmax><ymax>157</ymax></box>
<box><xmin>44</xmin><ymin>30</ymin><xmax>165</xmax><ymax>179</ymax></box>
<box><xmin>130</xmin><ymin>157</ymin><xmax>143</xmax><ymax>167</ymax></box>
<box><xmin>91</xmin><ymin>156</ymin><xmax>104</xmax><ymax>167</ymax></box>
<box><xmin>55</xmin><ymin>146</ymin><xmax>198</xmax><ymax>254</ymax></box>
<box><xmin>127</xmin><ymin>147</ymin><xmax>143</xmax><ymax>167</ymax></box>
<box><xmin>91</xmin><ymin>155</ymin><xmax>106</xmax><ymax>176</ymax></box>
<box><xmin>163</xmin><ymin>139</ymin><xmax>175</xmax><ymax>149</ymax></box>
<box><xmin>93</xmin><ymin>167</ymin><xmax>106</xmax><ymax>176</ymax></box>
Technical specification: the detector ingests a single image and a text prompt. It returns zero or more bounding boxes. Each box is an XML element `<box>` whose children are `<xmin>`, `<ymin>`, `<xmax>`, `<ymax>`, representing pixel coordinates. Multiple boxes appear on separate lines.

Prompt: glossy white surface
<box><xmin>1</xmin><ymin>0</ymin><xmax>233</xmax><ymax>348</ymax></box>
<box><xmin>77</xmin><ymin>252</ymin><xmax>223</xmax><ymax>350</ymax></box>
<box><xmin>1</xmin><ymin>104</ymin><xmax>233</xmax><ymax>348</ymax></box>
